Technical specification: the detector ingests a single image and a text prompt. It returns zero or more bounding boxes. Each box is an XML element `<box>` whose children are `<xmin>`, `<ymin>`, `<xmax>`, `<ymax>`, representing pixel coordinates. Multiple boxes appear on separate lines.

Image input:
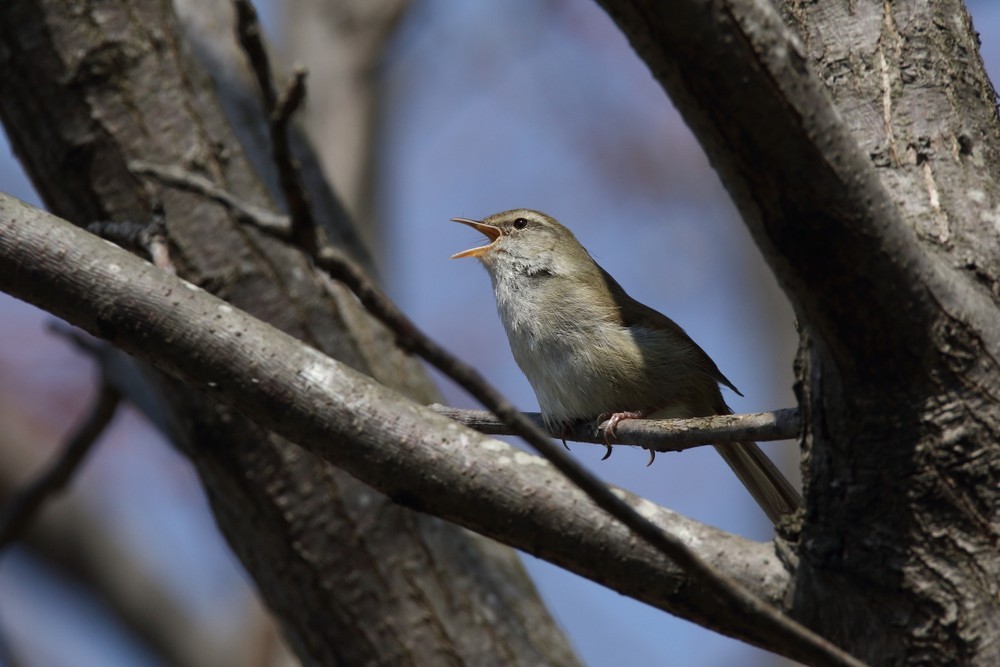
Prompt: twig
<box><xmin>232</xmin><ymin>0</ymin><xmax>275</xmax><ymax>111</ymax></box>
<box><xmin>130</xmin><ymin>161</ymin><xmax>289</xmax><ymax>233</ymax></box>
<box><xmin>87</xmin><ymin>204</ymin><xmax>176</xmax><ymax>273</ymax></box>
<box><xmin>0</xmin><ymin>376</ymin><xmax>121</xmax><ymax>550</ymax></box>
<box><xmin>0</xmin><ymin>614</ymin><xmax>21</xmax><ymax>667</ymax></box>
<box><xmin>270</xmin><ymin>67</ymin><xmax>313</xmax><ymax>247</ymax></box>
<box><xmin>431</xmin><ymin>405</ymin><xmax>800</xmax><ymax>451</ymax></box>
<box><xmin>233</xmin><ymin>0</ymin><xmax>315</xmax><ymax>251</ymax></box>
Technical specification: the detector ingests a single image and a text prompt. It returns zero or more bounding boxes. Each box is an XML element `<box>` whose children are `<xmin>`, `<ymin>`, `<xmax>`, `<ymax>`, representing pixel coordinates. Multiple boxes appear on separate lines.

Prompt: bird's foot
<box><xmin>595</xmin><ymin>410</ymin><xmax>645</xmax><ymax>461</ymax></box>
<box><xmin>595</xmin><ymin>411</ymin><xmax>656</xmax><ymax>465</ymax></box>
<box><xmin>597</xmin><ymin>410</ymin><xmax>645</xmax><ymax>438</ymax></box>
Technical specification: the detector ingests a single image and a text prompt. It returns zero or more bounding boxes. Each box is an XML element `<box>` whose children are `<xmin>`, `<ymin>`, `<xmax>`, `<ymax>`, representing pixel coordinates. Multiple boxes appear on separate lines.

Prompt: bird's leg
<box><xmin>596</xmin><ymin>410</ymin><xmax>657</xmax><ymax>465</ymax></box>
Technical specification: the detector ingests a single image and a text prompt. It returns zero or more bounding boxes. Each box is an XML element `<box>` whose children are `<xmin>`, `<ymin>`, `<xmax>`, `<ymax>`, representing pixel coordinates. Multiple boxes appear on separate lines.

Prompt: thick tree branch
<box><xmin>132</xmin><ymin>159</ymin><xmax>803</xmax><ymax>454</ymax></box>
<box><xmin>0</xmin><ymin>192</ymin><xmax>863</xmax><ymax>664</ymax></box>
<box><xmin>129</xmin><ymin>147</ymin><xmax>846</xmax><ymax>660</ymax></box>
<box><xmin>598</xmin><ymin>0</ymin><xmax>1000</xmax><ymax>374</ymax></box>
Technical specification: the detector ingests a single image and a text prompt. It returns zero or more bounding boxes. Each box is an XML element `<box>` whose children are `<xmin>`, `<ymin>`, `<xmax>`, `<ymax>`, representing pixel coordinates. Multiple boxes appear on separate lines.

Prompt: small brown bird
<box><xmin>451</xmin><ymin>208</ymin><xmax>801</xmax><ymax>524</ymax></box>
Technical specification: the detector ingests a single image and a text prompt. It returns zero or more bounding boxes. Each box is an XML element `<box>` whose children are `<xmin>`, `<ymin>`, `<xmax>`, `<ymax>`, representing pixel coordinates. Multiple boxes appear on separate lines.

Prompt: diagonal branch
<box><xmin>0</xmin><ymin>192</ymin><xmax>849</xmax><ymax>663</ymax></box>
<box><xmin>0</xmin><ymin>192</ymin><xmax>862</xmax><ymax>666</ymax></box>
<box><xmin>132</xmin><ymin>104</ymin><xmax>850</xmax><ymax>662</ymax></box>
<box><xmin>150</xmin><ymin>11</ymin><xmax>832</xmax><ymax>652</ymax></box>
<box><xmin>0</xmin><ymin>367</ymin><xmax>121</xmax><ymax>550</ymax></box>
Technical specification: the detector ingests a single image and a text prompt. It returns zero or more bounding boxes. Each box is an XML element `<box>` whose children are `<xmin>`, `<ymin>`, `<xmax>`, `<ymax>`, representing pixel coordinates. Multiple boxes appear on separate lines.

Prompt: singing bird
<box><xmin>451</xmin><ymin>208</ymin><xmax>801</xmax><ymax>524</ymax></box>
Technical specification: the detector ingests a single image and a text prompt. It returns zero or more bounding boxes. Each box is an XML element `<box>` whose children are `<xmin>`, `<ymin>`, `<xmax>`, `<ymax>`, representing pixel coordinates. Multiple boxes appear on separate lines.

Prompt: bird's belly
<box><xmin>506</xmin><ymin>323</ymin><xmax>640</xmax><ymax>425</ymax></box>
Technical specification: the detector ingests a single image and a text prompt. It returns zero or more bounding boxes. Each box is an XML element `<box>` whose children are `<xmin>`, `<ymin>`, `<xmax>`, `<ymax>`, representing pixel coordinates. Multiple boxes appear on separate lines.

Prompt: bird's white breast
<box><xmin>490</xmin><ymin>272</ymin><xmax>640</xmax><ymax>426</ymax></box>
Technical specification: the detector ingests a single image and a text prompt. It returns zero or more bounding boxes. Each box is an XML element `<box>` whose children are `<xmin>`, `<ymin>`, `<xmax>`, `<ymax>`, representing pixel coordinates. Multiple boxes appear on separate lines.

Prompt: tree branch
<box><xmin>596</xmin><ymin>0</ymin><xmax>1000</xmax><ymax>381</ymax></box>
<box><xmin>432</xmin><ymin>405</ymin><xmax>800</xmax><ymax>451</ymax></box>
<box><xmin>0</xmin><ymin>362</ymin><xmax>121</xmax><ymax>550</ymax></box>
<box><xmin>129</xmin><ymin>146</ymin><xmax>851</xmax><ymax>664</ymax></box>
<box><xmin>0</xmin><ymin>192</ymin><xmax>863</xmax><ymax>664</ymax></box>
<box><xmin>234</xmin><ymin>0</ymin><xmax>315</xmax><ymax>251</ymax></box>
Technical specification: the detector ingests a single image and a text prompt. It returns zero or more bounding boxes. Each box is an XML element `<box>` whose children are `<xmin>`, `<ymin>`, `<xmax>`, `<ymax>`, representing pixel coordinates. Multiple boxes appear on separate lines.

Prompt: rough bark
<box><xmin>596</xmin><ymin>0</ymin><xmax>1000</xmax><ymax>664</ymax></box>
<box><xmin>0</xmin><ymin>1</ymin><xmax>578</xmax><ymax>665</ymax></box>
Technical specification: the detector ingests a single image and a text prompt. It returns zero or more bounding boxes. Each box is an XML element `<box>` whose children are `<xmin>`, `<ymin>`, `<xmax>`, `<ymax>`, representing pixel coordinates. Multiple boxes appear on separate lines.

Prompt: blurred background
<box><xmin>1</xmin><ymin>1</ymin><xmax>997</xmax><ymax>665</ymax></box>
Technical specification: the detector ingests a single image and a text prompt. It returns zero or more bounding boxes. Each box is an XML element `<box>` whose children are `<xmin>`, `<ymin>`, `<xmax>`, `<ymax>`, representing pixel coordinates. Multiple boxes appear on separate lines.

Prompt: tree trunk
<box><xmin>0</xmin><ymin>1</ymin><xmax>579</xmax><ymax>665</ymax></box>
<box><xmin>597</xmin><ymin>0</ymin><xmax>1000</xmax><ymax>664</ymax></box>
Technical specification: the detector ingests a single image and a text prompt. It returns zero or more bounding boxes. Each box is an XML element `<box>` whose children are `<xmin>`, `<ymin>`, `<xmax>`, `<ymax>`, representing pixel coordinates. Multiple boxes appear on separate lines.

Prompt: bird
<box><xmin>450</xmin><ymin>208</ymin><xmax>801</xmax><ymax>524</ymax></box>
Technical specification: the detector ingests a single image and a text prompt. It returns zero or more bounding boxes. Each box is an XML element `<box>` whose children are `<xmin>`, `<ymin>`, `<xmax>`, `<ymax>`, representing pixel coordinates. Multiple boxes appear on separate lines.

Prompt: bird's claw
<box><xmin>596</xmin><ymin>411</ymin><xmax>652</xmax><ymax>462</ymax></box>
<box><xmin>556</xmin><ymin>422</ymin><xmax>575</xmax><ymax>451</ymax></box>
<box><xmin>595</xmin><ymin>413</ymin><xmax>618</xmax><ymax>461</ymax></box>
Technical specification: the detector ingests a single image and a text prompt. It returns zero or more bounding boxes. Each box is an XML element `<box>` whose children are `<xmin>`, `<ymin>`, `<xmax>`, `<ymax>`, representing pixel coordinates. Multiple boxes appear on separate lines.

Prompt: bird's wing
<box><xmin>595</xmin><ymin>264</ymin><xmax>744</xmax><ymax>397</ymax></box>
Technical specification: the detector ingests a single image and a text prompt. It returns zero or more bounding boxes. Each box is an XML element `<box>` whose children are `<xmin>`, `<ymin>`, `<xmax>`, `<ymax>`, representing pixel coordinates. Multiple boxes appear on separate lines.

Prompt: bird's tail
<box><xmin>713</xmin><ymin>442</ymin><xmax>802</xmax><ymax>524</ymax></box>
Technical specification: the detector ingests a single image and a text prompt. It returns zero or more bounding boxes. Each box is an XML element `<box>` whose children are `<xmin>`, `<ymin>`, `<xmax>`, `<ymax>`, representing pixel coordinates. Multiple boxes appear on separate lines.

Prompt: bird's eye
<box><xmin>513</xmin><ymin>217</ymin><xmax>529</xmax><ymax>229</ymax></box>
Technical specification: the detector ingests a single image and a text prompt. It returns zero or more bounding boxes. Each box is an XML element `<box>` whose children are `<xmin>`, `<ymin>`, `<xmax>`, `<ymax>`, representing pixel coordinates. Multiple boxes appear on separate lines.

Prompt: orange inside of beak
<box><xmin>450</xmin><ymin>218</ymin><xmax>502</xmax><ymax>259</ymax></box>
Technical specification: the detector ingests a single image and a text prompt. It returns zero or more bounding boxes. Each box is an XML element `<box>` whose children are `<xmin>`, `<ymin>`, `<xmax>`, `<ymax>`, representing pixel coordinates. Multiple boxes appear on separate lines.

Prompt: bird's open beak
<box><xmin>450</xmin><ymin>218</ymin><xmax>502</xmax><ymax>259</ymax></box>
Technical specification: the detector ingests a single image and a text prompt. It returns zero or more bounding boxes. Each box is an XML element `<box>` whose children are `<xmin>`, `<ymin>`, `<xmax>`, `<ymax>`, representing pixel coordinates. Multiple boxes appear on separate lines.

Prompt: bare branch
<box><xmin>0</xmin><ymin>618</ymin><xmax>22</xmax><ymax>667</ymax></box>
<box><xmin>87</xmin><ymin>205</ymin><xmax>176</xmax><ymax>273</ymax></box>
<box><xmin>234</xmin><ymin>0</ymin><xmax>315</xmax><ymax>250</ymax></box>
<box><xmin>0</xmin><ymin>345</ymin><xmax>122</xmax><ymax>550</ymax></box>
<box><xmin>129</xmin><ymin>161</ymin><xmax>289</xmax><ymax>233</ymax></box>
<box><xmin>0</xmin><ymin>424</ymin><xmax>284</xmax><ymax>667</ymax></box>
<box><xmin>432</xmin><ymin>405</ymin><xmax>800</xmax><ymax>452</ymax></box>
<box><xmin>0</xmin><ymin>193</ymin><xmax>865</xmax><ymax>666</ymax></box>
<box><xmin>131</xmin><ymin>148</ymin><xmax>853</xmax><ymax>662</ymax></box>
<box><xmin>0</xmin><ymin>394</ymin><xmax>119</xmax><ymax>543</ymax></box>
<box><xmin>232</xmin><ymin>0</ymin><xmax>276</xmax><ymax>111</ymax></box>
